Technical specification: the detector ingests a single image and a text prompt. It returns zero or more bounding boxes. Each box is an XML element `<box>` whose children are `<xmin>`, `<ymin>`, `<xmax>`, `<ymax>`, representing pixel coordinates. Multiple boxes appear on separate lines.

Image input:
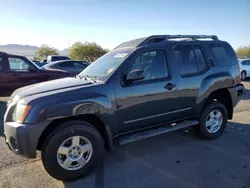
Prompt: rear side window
<box><xmin>193</xmin><ymin>46</ymin><xmax>207</xmax><ymax>72</ymax></box>
<box><xmin>211</xmin><ymin>44</ymin><xmax>237</xmax><ymax>66</ymax></box>
<box><xmin>174</xmin><ymin>45</ymin><xmax>199</xmax><ymax>75</ymax></box>
<box><xmin>58</xmin><ymin>62</ymin><xmax>74</xmax><ymax>68</ymax></box>
<box><xmin>52</xmin><ymin>56</ymin><xmax>70</xmax><ymax>61</ymax></box>
<box><xmin>242</xmin><ymin>60</ymin><xmax>250</xmax><ymax>66</ymax></box>
<box><xmin>73</xmin><ymin>62</ymin><xmax>87</xmax><ymax>69</ymax></box>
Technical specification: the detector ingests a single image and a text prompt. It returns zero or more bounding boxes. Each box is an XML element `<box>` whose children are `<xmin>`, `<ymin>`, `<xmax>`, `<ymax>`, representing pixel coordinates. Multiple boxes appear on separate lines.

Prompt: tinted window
<box><xmin>193</xmin><ymin>46</ymin><xmax>207</xmax><ymax>71</ymax></box>
<box><xmin>174</xmin><ymin>45</ymin><xmax>198</xmax><ymax>75</ymax></box>
<box><xmin>211</xmin><ymin>45</ymin><xmax>233</xmax><ymax>66</ymax></box>
<box><xmin>0</xmin><ymin>57</ymin><xmax>3</xmax><ymax>72</ymax></box>
<box><xmin>58</xmin><ymin>61</ymin><xmax>74</xmax><ymax>68</ymax></box>
<box><xmin>244</xmin><ymin>60</ymin><xmax>250</xmax><ymax>65</ymax></box>
<box><xmin>8</xmin><ymin>57</ymin><xmax>30</xmax><ymax>72</ymax></box>
<box><xmin>73</xmin><ymin>62</ymin><xmax>87</xmax><ymax>69</ymax></box>
<box><xmin>51</xmin><ymin>56</ymin><xmax>70</xmax><ymax>61</ymax></box>
<box><xmin>50</xmin><ymin>64</ymin><xmax>58</xmax><ymax>69</ymax></box>
<box><xmin>130</xmin><ymin>50</ymin><xmax>168</xmax><ymax>80</ymax></box>
<box><xmin>241</xmin><ymin>61</ymin><xmax>247</xmax><ymax>65</ymax></box>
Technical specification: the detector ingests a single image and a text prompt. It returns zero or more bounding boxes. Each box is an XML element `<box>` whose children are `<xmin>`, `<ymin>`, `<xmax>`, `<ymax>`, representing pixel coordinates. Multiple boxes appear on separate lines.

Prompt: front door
<box><xmin>6</xmin><ymin>56</ymin><xmax>42</xmax><ymax>93</ymax></box>
<box><xmin>115</xmin><ymin>48</ymin><xmax>181</xmax><ymax>133</ymax></box>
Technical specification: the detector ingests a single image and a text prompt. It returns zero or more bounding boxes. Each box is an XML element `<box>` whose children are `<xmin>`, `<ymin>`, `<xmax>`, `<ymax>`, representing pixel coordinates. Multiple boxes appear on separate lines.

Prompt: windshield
<box><xmin>79</xmin><ymin>49</ymin><xmax>133</xmax><ymax>79</ymax></box>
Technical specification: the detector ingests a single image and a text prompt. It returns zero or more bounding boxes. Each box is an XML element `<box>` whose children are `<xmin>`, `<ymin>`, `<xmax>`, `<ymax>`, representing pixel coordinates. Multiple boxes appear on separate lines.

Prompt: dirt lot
<box><xmin>0</xmin><ymin>82</ymin><xmax>250</xmax><ymax>188</ymax></box>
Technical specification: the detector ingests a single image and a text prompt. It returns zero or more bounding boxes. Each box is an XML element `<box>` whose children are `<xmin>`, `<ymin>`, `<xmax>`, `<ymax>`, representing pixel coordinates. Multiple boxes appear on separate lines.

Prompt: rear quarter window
<box><xmin>211</xmin><ymin>44</ymin><xmax>237</xmax><ymax>66</ymax></box>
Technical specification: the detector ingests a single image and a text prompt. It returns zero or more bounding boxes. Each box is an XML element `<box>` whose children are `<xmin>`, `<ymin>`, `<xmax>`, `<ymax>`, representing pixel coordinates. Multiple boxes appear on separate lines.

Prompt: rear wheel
<box><xmin>193</xmin><ymin>101</ymin><xmax>228</xmax><ymax>139</ymax></box>
<box><xmin>41</xmin><ymin>121</ymin><xmax>104</xmax><ymax>181</ymax></box>
<box><xmin>241</xmin><ymin>71</ymin><xmax>247</xmax><ymax>81</ymax></box>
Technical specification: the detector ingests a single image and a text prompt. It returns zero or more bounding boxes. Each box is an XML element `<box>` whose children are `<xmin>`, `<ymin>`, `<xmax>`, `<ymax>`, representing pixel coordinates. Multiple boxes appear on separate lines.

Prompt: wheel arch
<box><xmin>37</xmin><ymin>114</ymin><xmax>113</xmax><ymax>152</ymax></box>
<box><xmin>201</xmin><ymin>88</ymin><xmax>233</xmax><ymax>119</ymax></box>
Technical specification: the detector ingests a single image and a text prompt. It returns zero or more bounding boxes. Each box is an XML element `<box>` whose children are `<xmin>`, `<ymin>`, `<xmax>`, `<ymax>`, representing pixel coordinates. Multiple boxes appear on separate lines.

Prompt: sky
<box><xmin>0</xmin><ymin>0</ymin><xmax>249</xmax><ymax>50</ymax></box>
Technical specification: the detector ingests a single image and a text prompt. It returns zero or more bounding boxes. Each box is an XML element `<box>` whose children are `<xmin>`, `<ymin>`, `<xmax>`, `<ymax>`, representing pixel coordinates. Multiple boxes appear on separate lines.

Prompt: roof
<box><xmin>44</xmin><ymin>60</ymin><xmax>89</xmax><ymax>68</ymax></box>
<box><xmin>114</xmin><ymin>35</ymin><xmax>219</xmax><ymax>50</ymax></box>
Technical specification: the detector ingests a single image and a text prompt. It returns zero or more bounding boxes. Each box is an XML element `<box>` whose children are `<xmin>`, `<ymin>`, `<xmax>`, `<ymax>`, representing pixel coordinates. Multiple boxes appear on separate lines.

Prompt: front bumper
<box><xmin>4</xmin><ymin>121</ymin><xmax>49</xmax><ymax>158</ymax></box>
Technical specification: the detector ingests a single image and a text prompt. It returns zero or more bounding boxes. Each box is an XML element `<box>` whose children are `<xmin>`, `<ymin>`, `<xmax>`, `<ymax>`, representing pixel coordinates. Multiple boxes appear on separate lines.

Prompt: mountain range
<box><xmin>0</xmin><ymin>44</ymin><xmax>69</xmax><ymax>59</ymax></box>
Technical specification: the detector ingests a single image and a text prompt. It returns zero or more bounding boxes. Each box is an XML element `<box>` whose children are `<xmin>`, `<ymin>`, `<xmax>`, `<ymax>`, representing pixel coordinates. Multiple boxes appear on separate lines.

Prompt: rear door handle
<box><xmin>164</xmin><ymin>83</ymin><xmax>176</xmax><ymax>90</ymax></box>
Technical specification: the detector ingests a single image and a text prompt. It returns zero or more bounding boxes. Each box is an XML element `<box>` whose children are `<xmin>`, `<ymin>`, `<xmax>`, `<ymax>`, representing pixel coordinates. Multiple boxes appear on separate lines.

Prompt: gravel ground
<box><xmin>0</xmin><ymin>82</ymin><xmax>249</xmax><ymax>188</ymax></box>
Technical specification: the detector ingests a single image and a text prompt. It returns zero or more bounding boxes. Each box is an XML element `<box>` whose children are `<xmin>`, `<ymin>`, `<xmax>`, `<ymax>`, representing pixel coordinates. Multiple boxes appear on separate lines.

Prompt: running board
<box><xmin>118</xmin><ymin>120</ymin><xmax>199</xmax><ymax>145</ymax></box>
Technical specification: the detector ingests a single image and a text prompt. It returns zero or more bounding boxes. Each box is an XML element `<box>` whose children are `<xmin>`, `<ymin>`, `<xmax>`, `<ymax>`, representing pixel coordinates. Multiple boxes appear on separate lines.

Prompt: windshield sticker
<box><xmin>114</xmin><ymin>53</ymin><xmax>128</xmax><ymax>58</ymax></box>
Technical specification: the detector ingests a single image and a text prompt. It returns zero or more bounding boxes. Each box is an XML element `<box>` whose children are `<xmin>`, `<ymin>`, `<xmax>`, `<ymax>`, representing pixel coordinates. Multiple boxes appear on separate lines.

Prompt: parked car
<box><xmin>46</xmin><ymin>55</ymin><xmax>71</xmax><ymax>62</ymax></box>
<box><xmin>34</xmin><ymin>62</ymin><xmax>48</xmax><ymax>67</ymax></box>
<box><xmin>238</xmin><ymin>58</ymin><xmax>250</xmax><ymax>80</ymax></box>
<box><xmin>4</xmin><ymin>35</ymin><xmax>244</xmax><ymax>181</ymax></box>
<box><xmin>43</xmin><ymin>60</ymin><xmax>89</xmax><ymax>75</ymax></box>
<box><xmin>0</xmin><ymin>52</ymin><xmax>72</xmax><ymax>96</ymax></box>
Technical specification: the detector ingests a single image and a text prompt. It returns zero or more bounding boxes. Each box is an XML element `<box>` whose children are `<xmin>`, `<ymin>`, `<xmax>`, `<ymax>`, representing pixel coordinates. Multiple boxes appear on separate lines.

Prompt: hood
<box><xmin>11</xmin><ymin>77</ymin><xmax>95</xmax><ymax>101</ymax></box>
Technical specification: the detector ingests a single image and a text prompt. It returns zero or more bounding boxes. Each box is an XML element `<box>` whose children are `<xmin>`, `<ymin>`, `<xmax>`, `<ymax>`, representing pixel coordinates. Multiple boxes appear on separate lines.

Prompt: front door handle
<box><xmin>164</xmin><ymin>83</ymin><xmax>176</xmax><ymax>90</ymax></box>
<box><xmin>10</xmin><ymin>73</ymin><xmax>20</xmax><ymax>77</ymax></box>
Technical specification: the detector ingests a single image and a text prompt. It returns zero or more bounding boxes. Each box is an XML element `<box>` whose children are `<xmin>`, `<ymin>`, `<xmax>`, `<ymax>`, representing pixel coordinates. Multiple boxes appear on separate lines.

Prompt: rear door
<box><xmin>174</xmin><ymin>44</ymin><xmax>209</xmax><ymax>117</ymax></box>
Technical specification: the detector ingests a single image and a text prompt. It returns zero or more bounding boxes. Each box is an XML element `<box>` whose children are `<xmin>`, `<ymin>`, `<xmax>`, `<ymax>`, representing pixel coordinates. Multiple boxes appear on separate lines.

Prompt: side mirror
<box><xmin>125</xmin><ymin>69</ymin><xmax>144</xmax><ymax>82</ymax></box>
<box><xmin>27</xmin><ymin>65</ymin><xmax>37</xmax><ymax>72</ymax></box>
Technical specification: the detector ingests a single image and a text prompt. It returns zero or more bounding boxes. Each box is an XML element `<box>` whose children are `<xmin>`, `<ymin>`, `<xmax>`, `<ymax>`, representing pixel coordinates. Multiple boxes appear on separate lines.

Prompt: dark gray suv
<box><xmin>4</xmin><ymin>35</ymin><xmax>244</xmax><ymax>180</ymax></box>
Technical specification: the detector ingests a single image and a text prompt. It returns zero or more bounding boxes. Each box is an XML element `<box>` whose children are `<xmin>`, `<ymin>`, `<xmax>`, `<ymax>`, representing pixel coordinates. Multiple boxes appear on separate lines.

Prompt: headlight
<box><xmin>14</xmin><ymin>103</ymin><xmax>31</xmax><ymax>123</ymax></box>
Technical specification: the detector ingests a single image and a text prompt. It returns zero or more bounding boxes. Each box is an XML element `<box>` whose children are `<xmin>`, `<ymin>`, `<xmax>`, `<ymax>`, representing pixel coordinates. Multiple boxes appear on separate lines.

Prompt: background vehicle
<box><xmin>46</xmin><ymin>55</ymin><xmax>71</xmax><ymax>62</ymax></box>
<box><xmin>4</xmin><ymin>35</ymin><xmax>244</xmax><ymax>181</ymax></box>
<box><xmin>238</xmin><ymin>58</ymin><xmax>250</xmax><ymax>80</ymax></box>
<box><xmin>34</xmin><ymin>61</ymin><xmax>48</xmax><ymax>67</ymax></box>
<box><xmin>43</xmin><ymin>60</ymin><xmax>89</xmax><ymax>75</ymax></box>
<box><xmin>0</xmin><ymin>52</ymin><xmax>72</xmax><ymax>96</ymax></box>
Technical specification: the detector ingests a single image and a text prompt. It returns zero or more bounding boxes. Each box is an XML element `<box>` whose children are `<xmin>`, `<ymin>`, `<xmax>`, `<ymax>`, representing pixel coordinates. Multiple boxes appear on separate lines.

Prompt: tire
<box><xmin>241</xmin><ymin>71</ymin><xmax>247</xmax><ymax>81</ymax></box>
<box><xmin>193</xmin><ymin>101</ymin><xmax>228</xmax><ymax>139</ymax></box>
<box><xmin>41</xmin><ymin>120</ymin><xmax>104</xmax><ymax>181</ymax></box>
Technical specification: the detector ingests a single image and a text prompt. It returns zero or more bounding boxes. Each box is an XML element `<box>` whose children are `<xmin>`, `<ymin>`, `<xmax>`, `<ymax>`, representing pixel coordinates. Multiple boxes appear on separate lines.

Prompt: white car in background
<box><xmin>238</xmin><ymin>58</ymin><xmax>250</xmax><ymax>80</ymax></box>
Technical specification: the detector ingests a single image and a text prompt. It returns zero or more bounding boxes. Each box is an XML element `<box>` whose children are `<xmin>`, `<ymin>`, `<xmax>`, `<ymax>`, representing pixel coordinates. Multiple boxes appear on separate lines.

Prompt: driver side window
<box><xmin>129</xmin><ymin>50</ymin><xmax>168</xmax><ymax>81</ymax></box>
<box><xmin>8</xmin><ymin>57</ymin><xmax>30</xmax><ymax>72</ymax></box>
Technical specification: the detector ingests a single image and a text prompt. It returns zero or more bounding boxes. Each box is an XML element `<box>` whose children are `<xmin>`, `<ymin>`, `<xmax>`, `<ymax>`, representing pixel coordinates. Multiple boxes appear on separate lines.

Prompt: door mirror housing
<box><xmin>27</xmin><ymin>66</ymin><xmax>37</xmax><ymax>72</ymax></box>
<box><xmin>125</xmin><ymin>69</ymin><xmax>144</xmax><ymax>82</ymax></box>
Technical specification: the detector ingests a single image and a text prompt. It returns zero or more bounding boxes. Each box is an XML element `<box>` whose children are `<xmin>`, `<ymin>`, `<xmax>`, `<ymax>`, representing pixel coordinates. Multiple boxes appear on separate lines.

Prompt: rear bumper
<box><xmin>4</xmin><ymin>121</ymin><xmax>49</xmax><ymax>158</ymax></box>
<box><xmin>229</xmin><ymin>84</ymin><xmax>245</xmax><ymax>107</ymax></box>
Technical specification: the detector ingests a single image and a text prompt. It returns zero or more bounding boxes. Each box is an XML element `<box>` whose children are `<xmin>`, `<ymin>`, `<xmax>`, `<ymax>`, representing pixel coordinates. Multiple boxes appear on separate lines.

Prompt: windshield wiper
<box><xmin>77</xmin><ymin>74</ymin><xmax>97</xmax><ymax>83</ymax></box>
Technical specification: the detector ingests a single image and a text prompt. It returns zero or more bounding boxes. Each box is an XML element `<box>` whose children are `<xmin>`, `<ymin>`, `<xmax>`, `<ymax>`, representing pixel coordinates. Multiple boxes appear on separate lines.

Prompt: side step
<box><xmin>118</xmin><ymin>120</ymin><xmax>199</xmax><ymax>145</ymax></box>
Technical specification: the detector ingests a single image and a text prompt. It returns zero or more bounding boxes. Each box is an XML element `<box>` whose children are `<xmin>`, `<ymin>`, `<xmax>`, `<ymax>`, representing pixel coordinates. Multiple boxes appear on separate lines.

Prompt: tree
<box><xmin>35</xmin><ymin>45</ymin><xmax>59</xmax><ymax>61</ymax></box>
<box><xmin>69</xmin><ymin>42</ymin><xmax>108</xmax><ymax>62</ymax></box>
<box><xmin>236</xmin><ymin>46</ymin><xmax>250</xmax><ymax>59</ymax></box>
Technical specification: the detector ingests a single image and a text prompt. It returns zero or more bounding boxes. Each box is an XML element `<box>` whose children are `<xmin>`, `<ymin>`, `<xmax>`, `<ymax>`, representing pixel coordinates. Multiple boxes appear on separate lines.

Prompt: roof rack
<box><xmin>114</xmin><ymin>35</ymin><xmax>219</xmax><ymax>50</ymax></box>
<box><xmin>143</xmin><ymin>35</ymin><xmax>218</xmax><ymax>43</ymax></box>
<box><xmin>167</xmin><ymin>35</ymin><xmax>218</xmax><ymax>40</ymax></box>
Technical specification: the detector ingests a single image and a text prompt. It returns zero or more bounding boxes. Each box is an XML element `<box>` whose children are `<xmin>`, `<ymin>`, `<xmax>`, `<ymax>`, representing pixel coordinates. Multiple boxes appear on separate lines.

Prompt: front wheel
<box><xmin>193</xmin><ymin>101</ymin><xmax>228</xmax><ymax>139</ymax></box>
<box><xmin>41</xmin><ymin>121</ymin><xmax>104</xmax><ymax>181</ymax></box>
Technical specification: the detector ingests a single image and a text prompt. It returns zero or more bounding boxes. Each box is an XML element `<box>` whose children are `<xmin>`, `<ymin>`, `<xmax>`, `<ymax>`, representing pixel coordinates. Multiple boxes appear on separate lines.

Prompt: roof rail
<box><xmin>114</xmin><ymin>35</ymin><xmax>219</xmax><ymax>50</ymax></box>
<box><xmin>166</xmin><ymin>35</ymin><xmax>218</xmax><ymax>40</ymax></box>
